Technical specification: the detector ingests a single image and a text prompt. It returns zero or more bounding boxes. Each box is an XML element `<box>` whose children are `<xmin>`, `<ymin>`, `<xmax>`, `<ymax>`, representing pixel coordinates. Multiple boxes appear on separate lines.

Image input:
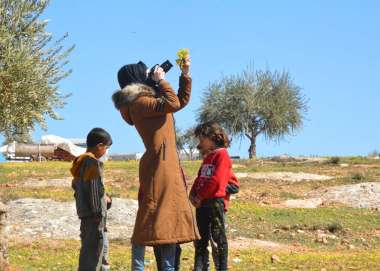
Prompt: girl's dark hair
<box><xmin>194</xmin><ymin>121</ymin><xmax>230</xmax><ymax>148</ymax></box>
<box><xmin>86</xmin><ymin>128</ymin><xmax>113</xmax><ymax>148</ymax></box>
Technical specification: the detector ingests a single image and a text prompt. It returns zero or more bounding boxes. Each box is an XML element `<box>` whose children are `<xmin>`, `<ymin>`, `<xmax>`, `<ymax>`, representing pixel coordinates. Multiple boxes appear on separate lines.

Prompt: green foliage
<box><xmin>198</xmin><ymin>66</ymin><xmax>308</xmax><ymax>157</ymax></box>
<box><xmin>0</xmin><ymin>0</ymin><xmax>74</xmax><ymax>141</ymax></box>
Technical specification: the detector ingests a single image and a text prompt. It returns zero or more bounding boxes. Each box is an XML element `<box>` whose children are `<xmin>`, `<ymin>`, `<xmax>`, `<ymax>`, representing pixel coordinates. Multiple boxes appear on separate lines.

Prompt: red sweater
<box><xmin>191</xmin><ymin>148</ymin><xmax>233</xmax><ymax>205</ymax></box>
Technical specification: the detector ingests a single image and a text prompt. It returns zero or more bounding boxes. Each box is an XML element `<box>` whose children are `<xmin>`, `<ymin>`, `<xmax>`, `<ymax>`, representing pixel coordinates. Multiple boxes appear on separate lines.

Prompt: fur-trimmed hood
<box><xmin>112</xmin><ymin>83</ymin><xmax>156</xmax><ymax>125</ymax></box>
<box><xmin>112</xmin><ymin>83</ymin><xmax>156</xmax><ymax>109</ymax></box>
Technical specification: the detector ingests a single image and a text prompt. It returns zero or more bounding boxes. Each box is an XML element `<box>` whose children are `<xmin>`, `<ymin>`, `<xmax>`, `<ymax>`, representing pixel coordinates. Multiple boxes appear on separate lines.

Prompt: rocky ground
<box><xmin>235</xmin><ymin>172</ymin><xmax>333</xmax><ymax>182</ymax></box>
<box><xmin>284</xmin><ymin>182</ymin><xmax>380</xmax><ymax>209</ymax></box>
<box><xmin>6</xmin><ymin>198</ymin><xmax>138</xmax><ymax>240</ymax></box>
<box><xmin>5</xmin><ymin>171</ymin><xmax>380</xmax><ymax>244</ymax></box>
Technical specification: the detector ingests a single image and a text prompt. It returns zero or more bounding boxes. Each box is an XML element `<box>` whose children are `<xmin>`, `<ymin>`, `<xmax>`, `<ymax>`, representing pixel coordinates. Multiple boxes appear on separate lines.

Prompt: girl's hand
<box><xmin>190</xmin><ymin>194</ymin><xmax>201</xmax><ymax>208</ymax></box>
<box><xmin>180</xmin><ymin>57</ymin><xmax>191</xmax><ymax>76</ymax></box>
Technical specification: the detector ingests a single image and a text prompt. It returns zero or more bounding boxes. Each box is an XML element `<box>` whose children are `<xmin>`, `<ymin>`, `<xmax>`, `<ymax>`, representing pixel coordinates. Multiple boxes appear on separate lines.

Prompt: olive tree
<box><xmin>198</xmin><ymin>67</ymin><xmax>308</xmax><ymax>158</ymax></box>
<box><xmin>0</xmin><ymin>0</ymin><xmax>74</xmax><ymax>142</ymax></box>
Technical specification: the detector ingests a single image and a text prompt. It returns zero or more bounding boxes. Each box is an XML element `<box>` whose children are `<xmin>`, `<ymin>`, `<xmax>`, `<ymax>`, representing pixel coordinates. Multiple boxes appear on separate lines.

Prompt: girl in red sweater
<box><xmin>190</xmin><ymin>121</ymin><xmax>237</xmax><ymax>271</ymax></box>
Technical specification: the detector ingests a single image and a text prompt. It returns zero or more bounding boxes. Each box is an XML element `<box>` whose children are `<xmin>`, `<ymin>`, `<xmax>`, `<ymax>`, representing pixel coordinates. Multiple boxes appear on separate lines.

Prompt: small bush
<box><xmin>351</xmin><ymin>172</ymin><xmax>366</xmax><ymax>181</ymax></box>
<box><xmin>327</xmin><ymin>222</ymin><xmax>343</xmax><ymax>233</ymax></box>
<box><xmin>328</xmin><ymin>156</ymin><xmax>340</xmax><ymax>165</ymax></box>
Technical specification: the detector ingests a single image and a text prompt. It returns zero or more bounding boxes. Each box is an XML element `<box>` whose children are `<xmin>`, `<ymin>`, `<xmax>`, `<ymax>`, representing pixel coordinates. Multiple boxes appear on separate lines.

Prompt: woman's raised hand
<box><xmin>180</xmin><ymin>57</ymin><xmax>191</xmax><ymax>76</ymax></box>
<box><xmin>152</xmin><ymin>65</ymin><xmax>165</xmax><ymax>82</ymax></box>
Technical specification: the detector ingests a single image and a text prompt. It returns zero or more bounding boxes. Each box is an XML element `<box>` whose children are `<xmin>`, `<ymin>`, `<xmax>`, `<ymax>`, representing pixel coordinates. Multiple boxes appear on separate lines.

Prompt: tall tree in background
<box><xmin>176</xmin><ymin>126</ymin><xmax>198</xmax><ymax>160</ymax></box>
<box><xmin>0</xmin><ymin>0</ymin><xmax>74</xmax><ymax>143</ymax></box>
<box><xmin>198</xmin><ymin>67</ymin><xmax>308</xmax><ymax>158</ymax></box>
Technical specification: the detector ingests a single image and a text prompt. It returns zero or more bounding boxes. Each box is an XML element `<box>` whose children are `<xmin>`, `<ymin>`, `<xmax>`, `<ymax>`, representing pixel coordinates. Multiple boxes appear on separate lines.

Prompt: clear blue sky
<box><xmin>2</xmin><ymin>0</ymin><xmax>380</xmax><ymax>159</ymax></box>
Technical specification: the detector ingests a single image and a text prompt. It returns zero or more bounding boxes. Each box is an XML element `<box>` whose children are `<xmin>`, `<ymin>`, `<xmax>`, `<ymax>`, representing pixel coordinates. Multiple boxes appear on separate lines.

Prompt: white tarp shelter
<box><xmin>41</xmin><ymin>135</ymin><xmax>86</xmax><ymax>157</ymax></box>
<box><xmin>0</xmin><ymin>135</ymin><xmax>86</xmax><ymax>159</ymax></box>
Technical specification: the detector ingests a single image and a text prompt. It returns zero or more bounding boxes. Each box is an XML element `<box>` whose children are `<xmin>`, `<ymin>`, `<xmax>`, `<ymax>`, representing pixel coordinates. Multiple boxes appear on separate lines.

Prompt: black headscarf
<box><xmin>117</xmin><ymin>61</ymin><xmax>148</xmax><ymax>89</ymax></box>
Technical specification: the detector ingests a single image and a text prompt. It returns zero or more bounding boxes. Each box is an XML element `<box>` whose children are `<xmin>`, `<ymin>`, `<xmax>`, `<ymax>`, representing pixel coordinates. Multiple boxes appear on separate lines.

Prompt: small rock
<box><xmin>348</xmin><ymin>244</ymin><xmax>355</xmax><ymax>250</ymax></box>
<box><xmin>315</xmin><ymin>234</ymin><xmax>328</xmax><ymax>244</ymax></box>
<box><xmin>281</xmin><ymin>225</ymin><xmax>291</xmax><ymax>231</ymax></box>
<box><xmin>232</xmin><ymin>258</ymin><xmax>242</xmax><ymax>264</ymax></box>
<box><xmin>271</xmin><ymin>255</ymin><xmax>281</xmax><ymax>263</ymax></box>
<box><xmin>257</xmin><ymin>233</ymin><xmax>265</xmax><ymax>239</ymax></box>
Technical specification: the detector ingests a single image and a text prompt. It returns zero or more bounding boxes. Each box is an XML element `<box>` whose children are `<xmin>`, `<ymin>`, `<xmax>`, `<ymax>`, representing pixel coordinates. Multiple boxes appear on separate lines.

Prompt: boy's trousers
<box><xmin>194</xmin><ymin>198</ymin><xmax>228</xmax><ymax>271</ymax></box>
<box><xmin>78</xmin><ymin>217</ymin><xmax>105</xmax><ymax>271</ymax></box>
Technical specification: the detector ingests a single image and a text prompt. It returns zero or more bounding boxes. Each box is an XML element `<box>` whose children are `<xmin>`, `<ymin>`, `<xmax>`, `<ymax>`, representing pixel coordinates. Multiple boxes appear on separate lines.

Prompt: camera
<box><xmin>147</xmin><ymin>60</ymin><xmax>173</xmax><ymax>82</ymax></box>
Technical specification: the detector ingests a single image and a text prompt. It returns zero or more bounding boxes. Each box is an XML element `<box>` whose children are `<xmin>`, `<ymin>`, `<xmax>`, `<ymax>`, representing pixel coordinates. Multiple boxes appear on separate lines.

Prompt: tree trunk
<box><xmin>248</xmin><ymin>135</ymin><xmax>257</xmax><ymax>159</ymax></box>
<box><xmin>0</xmin><ymin>202</ymin><xmax>8</xmax><ymax>269</ymax></box>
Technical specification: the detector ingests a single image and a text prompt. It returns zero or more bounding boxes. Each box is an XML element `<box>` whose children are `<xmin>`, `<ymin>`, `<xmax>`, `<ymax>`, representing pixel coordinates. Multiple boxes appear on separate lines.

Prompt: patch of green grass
<box><xmin>8</xmin><ymin>239</ymin><xmax>380</xmax><ymax>270</ymax></box>
<box><xmin>278</xmin><ymin>191</ymin><xmax>302</xmax><ymax>200</ymax></box>
<box><xmin>106</xmin><ymin>182</ymin><xmax>139</xmax><ymax>200</ymax></box>
<box><xmin>235</xmin><ymin>249</ymin><xmax>380</xmax><ymax>271</ymax></box>
<box><xmin>0</xmin><ymin>187</ymin><xmax>73</xmax><ymax>202</ymax></box>
<box><xmin>340</xmin><ymin>156</ymin><xmax>380</xmax><ymax>165</ymax></box>
<box><xmin>9</xmin><ymin>240</ymin><xmax>80</xmax><ymax>271</ymax></box>
<box><xmin>228</xmin><ymin>201</ymin><xmax>380</xmax><ymax>249</ymax></box>
<box><xmin>0</xmin><ymin>161</ymin><xmax>70</xmax><ymax>184</ymax></box>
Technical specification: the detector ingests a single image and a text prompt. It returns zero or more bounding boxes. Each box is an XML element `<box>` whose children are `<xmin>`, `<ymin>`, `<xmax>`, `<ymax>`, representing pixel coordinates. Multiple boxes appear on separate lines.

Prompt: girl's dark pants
<box><xmin>194</xmin><ymin>198</ymin><xmax>228</xmax><ymax>271</ymax></box>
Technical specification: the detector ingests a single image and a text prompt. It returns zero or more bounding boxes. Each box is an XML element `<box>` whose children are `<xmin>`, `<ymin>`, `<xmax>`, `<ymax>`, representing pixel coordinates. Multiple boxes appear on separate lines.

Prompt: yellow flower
<box><xmin>176</xmin><ymin>48</ymin><xmax>190</xmax><ymax>68</ymax></box>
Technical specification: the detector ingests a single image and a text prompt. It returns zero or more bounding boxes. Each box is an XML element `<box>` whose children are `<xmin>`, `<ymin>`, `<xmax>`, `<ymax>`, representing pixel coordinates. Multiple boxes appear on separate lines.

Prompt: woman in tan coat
<box><xmin>112</xmin><ymin>59</ymin><xmax>199</xmax><ymax>270</ymax></box>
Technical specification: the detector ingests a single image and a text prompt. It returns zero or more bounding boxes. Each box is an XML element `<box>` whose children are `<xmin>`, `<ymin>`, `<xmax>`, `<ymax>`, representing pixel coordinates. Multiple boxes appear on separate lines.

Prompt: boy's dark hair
<box><xmin>86</xmin><ymin>128</ymin><xmax>113</xmax><ymax>148</ymax></box>
<box><xmin>194</xmin><ymin>121</ymin><xmax>230</xmax><ymax>148</ymax></box>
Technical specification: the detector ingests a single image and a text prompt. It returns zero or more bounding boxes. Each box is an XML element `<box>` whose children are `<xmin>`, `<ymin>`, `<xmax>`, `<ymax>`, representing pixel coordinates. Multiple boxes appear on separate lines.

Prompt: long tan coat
<box><xmin>115</xmin><ymin>75</ymin><xmax>199</xmax><ymax>245</ymax></box>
